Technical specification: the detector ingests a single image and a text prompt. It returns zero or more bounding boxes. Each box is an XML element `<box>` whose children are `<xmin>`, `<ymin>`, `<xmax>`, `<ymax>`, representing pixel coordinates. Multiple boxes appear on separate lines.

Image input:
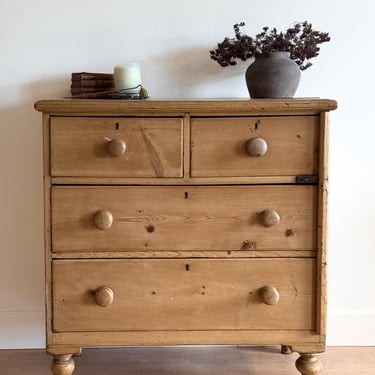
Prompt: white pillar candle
<box><xmin>114</xmin><ymin>62</ymin><xmax>142</xmax><ymax>94</ymax></box>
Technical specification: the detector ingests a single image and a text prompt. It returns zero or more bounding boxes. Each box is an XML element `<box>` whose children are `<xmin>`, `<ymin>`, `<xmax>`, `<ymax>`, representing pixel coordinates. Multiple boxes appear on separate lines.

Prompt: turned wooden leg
<box><xmin>51</xmin><ymin>354</ymin><xmax>75</xmax><ymax>375</ymax></box>
<box><xmin>281</xmin><ymin>345</ymin><xmax>293</xmax><ymax>354</ymax></box>
<box><xmin>295</xmin><ymin>353</ymin><xmax>323</xmax><ymax>375</ymax></box>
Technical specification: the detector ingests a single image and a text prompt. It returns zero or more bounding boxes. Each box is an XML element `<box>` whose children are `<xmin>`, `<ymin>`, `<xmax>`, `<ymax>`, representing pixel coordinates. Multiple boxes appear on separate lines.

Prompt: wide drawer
<box><xmin>190</xmin><ymin>116</ymin><xmax>319</xmax><ymax>177</ymax></box>
<box><xmin>51</xmin><ymin>185</ymin><xmax>317</xmax><ymax>252</ymax></box>
<box><xmin>52</xmin><ymin>258</ymin><xmax>316</xmax><ymax>332</ymax></box>
<box><xmin>50</xmin><ymin>117</ymin><xmax>183</xmax><ymax>177</ymax></box>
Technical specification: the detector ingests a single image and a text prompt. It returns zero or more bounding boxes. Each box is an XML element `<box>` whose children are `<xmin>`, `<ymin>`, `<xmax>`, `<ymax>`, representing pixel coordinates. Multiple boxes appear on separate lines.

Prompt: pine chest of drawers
<box><xmin>35</xmin><ymin>98</ymin><xmax>337</xmax><ymax>375</ymax></box>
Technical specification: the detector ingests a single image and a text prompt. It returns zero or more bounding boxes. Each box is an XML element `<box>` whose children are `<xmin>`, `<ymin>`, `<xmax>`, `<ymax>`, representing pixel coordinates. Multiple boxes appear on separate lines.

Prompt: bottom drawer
<box><xmin>52</xmin><ymin>258</ymin><xmax>316</xmax><ymax>332</ymax></box>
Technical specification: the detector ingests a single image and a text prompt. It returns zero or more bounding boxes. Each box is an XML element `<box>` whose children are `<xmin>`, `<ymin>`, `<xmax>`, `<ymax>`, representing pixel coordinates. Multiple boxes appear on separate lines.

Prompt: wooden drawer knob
<box><xmin>94</xmin><ymin>210</ymin><xmax>113</xmax><ymax>230</ymax></box>
<box><xmin>94</xmin><ymin>286</ymin><xmax>114</xmax><ymax>307</ymax></box>
<box><xmin>245</xmin><ymin>137</ymin><xmax>268</xmax><ymax>157</ymax></box>
<box><xmin>260</xmin><ymin>209</ymin><xmax>280</xmax><ymax>227</ymax></box>
<box><xmin>259</xmin><ymin>285</ymin><xmax>280</xmax><ymax>305</ymax></box>
<box><xmin>108</xmin><ymin>138</ymin><xmax>126</xmax><ymax>157</ymax></box>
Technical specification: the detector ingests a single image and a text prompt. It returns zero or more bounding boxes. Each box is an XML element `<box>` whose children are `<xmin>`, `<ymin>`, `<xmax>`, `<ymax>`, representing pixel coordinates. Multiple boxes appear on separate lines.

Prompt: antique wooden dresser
<box><xmin>35</xmin><ymin>98</ymin><xmax>337</xmax><ymax>375</ymax></box>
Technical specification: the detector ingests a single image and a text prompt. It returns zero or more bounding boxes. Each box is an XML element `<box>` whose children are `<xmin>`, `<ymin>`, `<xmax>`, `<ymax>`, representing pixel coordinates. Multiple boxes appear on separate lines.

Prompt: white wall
<box><xmin>0</xmin><ymin>0</ymin><xmax>374</xmax><ymax>348</ymax></box>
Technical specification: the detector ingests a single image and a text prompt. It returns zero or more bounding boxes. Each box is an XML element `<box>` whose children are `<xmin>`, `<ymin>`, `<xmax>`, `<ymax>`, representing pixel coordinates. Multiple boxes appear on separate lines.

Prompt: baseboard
<box><xmin>1</xmin><ymin>310</ymin><xmax>374</xmax><ymax>348</ymax></box>
<box><xmin>0</xmin><ymin>311</ymin><xmax>45</xmax><ymax>349</ymax></box>
<box><xmin>327</xmin><ymin>311</ymin><xmax>375</xmax><ymax>346</ymax></box>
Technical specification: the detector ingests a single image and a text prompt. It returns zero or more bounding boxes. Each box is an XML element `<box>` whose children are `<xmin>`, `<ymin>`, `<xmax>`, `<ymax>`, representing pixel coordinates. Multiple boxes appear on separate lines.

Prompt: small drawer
<box><xmin>52</xmin><ymin>258</ymin><xmax>316</xmax><ymax>332</ymax></box>
<box><xmin>51</xmin><ymin>185</ymin><xmax>317</xmax><ymax>252</ymax></box>
<box><xmin>190</xmin><ymin>116</ymin><xmax>319</xmax><ymax>177</ymax></box>
<box><xmin>50</xmin><ymin>117</ymin><xmax>183</xmax><ymax>177</ymax></box>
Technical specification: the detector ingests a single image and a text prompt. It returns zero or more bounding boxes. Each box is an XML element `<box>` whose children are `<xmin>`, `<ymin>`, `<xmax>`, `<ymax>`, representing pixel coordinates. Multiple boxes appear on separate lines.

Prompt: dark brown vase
<box><xmin>245</xmin><ymin>51</ymin><xmax>301</xmax><ymax>98</ymax></box>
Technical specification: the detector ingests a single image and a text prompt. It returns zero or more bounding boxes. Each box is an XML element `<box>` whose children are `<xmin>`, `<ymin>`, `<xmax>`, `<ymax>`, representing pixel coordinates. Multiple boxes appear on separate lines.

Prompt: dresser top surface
<box><xmin>35</xmin><ymin>98</ymin><xmax>337</xmax><ymax>115</ymax></box>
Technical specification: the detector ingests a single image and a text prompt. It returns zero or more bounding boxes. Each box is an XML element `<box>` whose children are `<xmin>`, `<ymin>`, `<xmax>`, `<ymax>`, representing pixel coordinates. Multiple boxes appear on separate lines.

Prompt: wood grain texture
<box><xmin>52</xmin><ymin>258</ymin><xmax>315</xmax><ymax>333</ymax></box>
<box><xmin>42</xmin><ymin>113</ymin><xmax>53</xmax><ymax>345</ymax></box>
<box><xmin>35</xmin><ymin>98</ymin><xmax>338</xmax><ymax>116</ymax></box>
<box><xmin>191</xmin><ymin>116</ymin><xmax>319</xmax><ymax>177</ymax></box>
<box><xmin>51</xmin><ymin>330</ymin><xmax>323</xmax><ymax>347</ymax></box>
<box><xmin>50</xmin><ymin>175</ymin><xmax>299</xmax><ymax>185</ymax></box>
<box><xmin>316</xmin><ymin>112</ymin><xmax>330</xmax><ymax>336</ymax></box>
<box><xmin>50</xmin><ymin>117</ymin><xmax>183</xmax><ymax>177</ymax></box>
<box><xmin>51</xmin><ymin>250</ymin><xmax>317</xmax><ymax>259</ymax></box>
<box><xmin>35</xmin><ymin>98</ymin><xmax>336</xmax><ymax>373</ymax></box>
<box><xmin>51</xmin><ymin>185</ymin><xmax>317</xmax><ymax>252</ymax></box>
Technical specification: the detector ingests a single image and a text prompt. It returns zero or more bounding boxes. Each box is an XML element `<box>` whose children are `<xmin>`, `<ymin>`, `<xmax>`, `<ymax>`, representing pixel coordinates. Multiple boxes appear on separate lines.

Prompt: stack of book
<box><xmin>71</xmin><ymin>72</ymin><xmax>115</xmax><ymax>97</ymax></box>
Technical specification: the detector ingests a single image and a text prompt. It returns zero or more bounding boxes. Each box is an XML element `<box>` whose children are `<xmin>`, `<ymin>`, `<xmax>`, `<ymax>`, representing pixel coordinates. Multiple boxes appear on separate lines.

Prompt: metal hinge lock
<box><xmin>296</xmin><ymin>175</ymin><xmax>318</xmax><ymax>184</ymax></box>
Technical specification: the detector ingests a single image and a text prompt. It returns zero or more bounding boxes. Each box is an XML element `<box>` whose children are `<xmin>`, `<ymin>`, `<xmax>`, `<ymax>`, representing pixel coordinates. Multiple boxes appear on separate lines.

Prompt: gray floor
<box><xmin>1</xmin><ymin>346</ymin><xmax>374</xmax><ymax>375</ymax></box>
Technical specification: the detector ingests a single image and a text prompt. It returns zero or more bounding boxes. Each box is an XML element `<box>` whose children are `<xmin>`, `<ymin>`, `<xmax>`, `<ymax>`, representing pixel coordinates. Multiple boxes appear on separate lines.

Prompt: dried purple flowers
<box><xmin>210</xmin><ymin>21</ymin><xmax>330</xmax><ymax>70</ymax></box>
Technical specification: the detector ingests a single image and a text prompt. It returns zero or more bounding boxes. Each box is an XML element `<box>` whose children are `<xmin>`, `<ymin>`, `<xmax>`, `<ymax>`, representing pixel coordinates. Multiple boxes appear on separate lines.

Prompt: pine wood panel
<box><xmin>42</xmin><ymin>113</ymin><xmax>53</xmax><ymax>345</ymax></box>
<box><xmin>52</xmin><ymin>330</ymin><xmax>322</xmax><ymax>347</ymax></box>
<box><xmin>50</xmin><ymin>176</ymin><xmax>299</xmax><ymax>185</ymax></box>
<box><xmin>51</xmin><ymin>185</ymin><xmax>317</xmax><ymax>252</ymax></box>
<box><xmin>52</xmin><ymin>258</ymin><xmax>315</xmax><ymax>333</ymax></box>
<box><xmin>316</xmin><ymin>112</ymin><xmax>330</xmax><ymax>335</ymax></box>
<box><xmin>35</xmin><ymin>98</ymin><xmax>338</xmax><ymax>116</ymax></box>
<box><xmin>50</xmin><ymin>117</ymin><xmax>183</xmax><ymax>177</ymax></box>
<box><xmin>52</xmin><ymin>250</ymin><xmax>316</xmax><ymax>259</ymax></box>
<box><xmin>35</xmin><ymin>98</ymin><xmax>336</xmax><ymax>373</ymax></box>
<box><xmin>191</xmin><ymin>116</ymin><xmax>319</xmax><ymax>177</ymax></box>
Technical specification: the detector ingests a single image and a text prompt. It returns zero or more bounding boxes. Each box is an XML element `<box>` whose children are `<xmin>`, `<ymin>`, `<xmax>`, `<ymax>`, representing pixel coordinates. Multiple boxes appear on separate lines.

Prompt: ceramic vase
<box><xmin>245</xmin><ymin>51</ymin><xmax>301</xmax><ymax>98</ymax></box>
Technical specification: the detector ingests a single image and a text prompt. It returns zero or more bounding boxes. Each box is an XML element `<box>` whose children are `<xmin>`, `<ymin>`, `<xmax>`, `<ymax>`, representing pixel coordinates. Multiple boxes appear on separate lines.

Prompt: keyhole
<box><xmin>115</xmin><ymin>122</ymin><xmax>120</xmax><ymax>130</ymax></box>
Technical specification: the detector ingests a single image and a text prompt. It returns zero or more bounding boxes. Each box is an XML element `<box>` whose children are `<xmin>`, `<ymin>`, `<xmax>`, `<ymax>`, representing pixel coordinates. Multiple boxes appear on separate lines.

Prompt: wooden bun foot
<box><xmin>295</xmin><ymin>353</ymin><xmax>323</xmax><ymax>375</ymax></box>
<box><xmin>51</xmin><ymin>355</ymin><xmax>75</xmax><ymax>375</ymax></box>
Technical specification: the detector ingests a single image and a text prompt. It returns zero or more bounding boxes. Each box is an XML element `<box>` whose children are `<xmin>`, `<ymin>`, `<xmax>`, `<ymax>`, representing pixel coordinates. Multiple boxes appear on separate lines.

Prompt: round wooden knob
<box><xmin>245</xmin><ymin>137</ymin><xmax>268</xmax><ymax>157</ymax></box>
<box><xmin>94</xmin><ymin>286</ymin><xmax>114</xmax><ymax>307</ymax></box>
<box><xmin>94</xmin><ymin>210</ymin><xmax>113</xmax><ymax>230</ymax></box>
<box><xmin>108</xmin><ymin>138</ymin><xmax>126</xmax><ymax>157</ymax></box>
<box><xmin>260</xmin><ymin>209</ymin><xmax>280</xmax><ymax>227</ymax></box>
<box><xmin>259</xmin><ymin>285</ymin><xmax>280</xmax><ymax>305</ymax></box>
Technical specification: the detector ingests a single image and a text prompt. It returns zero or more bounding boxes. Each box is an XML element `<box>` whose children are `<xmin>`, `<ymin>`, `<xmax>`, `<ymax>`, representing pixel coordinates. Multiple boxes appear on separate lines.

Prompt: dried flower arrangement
<box><xmin>210</xmin><ymin>21</ymin><xmax>330</xmax><ymax>70</ymax></box>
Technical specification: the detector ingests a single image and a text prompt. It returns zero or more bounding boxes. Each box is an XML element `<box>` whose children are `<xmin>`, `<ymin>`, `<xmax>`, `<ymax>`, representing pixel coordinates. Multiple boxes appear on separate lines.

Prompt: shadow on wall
<box><xmin>6</xmin><ymin>46</ymin><xmax>248</xmax><ymax>105</ymax></box>
<box><xmin>0</xmin><ymin>77</ymin><xmax>69</xmax><ymax>348</ymax></box>
<box><xmin>141</xmin><ymin>46</ymin><xmax>249</xmax><ymax>98</ymax></box>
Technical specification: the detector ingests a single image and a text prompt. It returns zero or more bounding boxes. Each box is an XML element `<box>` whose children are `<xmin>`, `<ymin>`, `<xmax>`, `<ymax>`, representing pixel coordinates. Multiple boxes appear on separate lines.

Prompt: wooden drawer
<box><xmin>36</xmin><ymin>99</ymin><xmax>337</xmax><ymax>373</ymax></box>
<box><xmin>52</xmin><ymin>258</ymin><xmax>315</xmax><ymax>332</ymax></box>
<box><xmin>51</xmin><ymin>185</ymin><xmax>317</xmax><ymax>252</ymax></box>
<box><xmin>191</xmin><ymin>116</ymin><xmax>319</xmax><ymax>177</ymax></box>
<box><xmin>50</xmin><ymin>117</ymin><xmax>183</xmax><ymax>177</ymax></box>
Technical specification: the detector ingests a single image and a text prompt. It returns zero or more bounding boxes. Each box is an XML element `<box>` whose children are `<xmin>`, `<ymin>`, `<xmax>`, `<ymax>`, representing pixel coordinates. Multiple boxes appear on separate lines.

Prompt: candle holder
<box><xmin>70</xmin><ymin>85</ymin><xmax>149</xmax><ymax>100</ymax></box>
<box><xmin>108</xmin><ymin>85</ymin><xmax>149</xmax><ymax>100</ymax></box>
